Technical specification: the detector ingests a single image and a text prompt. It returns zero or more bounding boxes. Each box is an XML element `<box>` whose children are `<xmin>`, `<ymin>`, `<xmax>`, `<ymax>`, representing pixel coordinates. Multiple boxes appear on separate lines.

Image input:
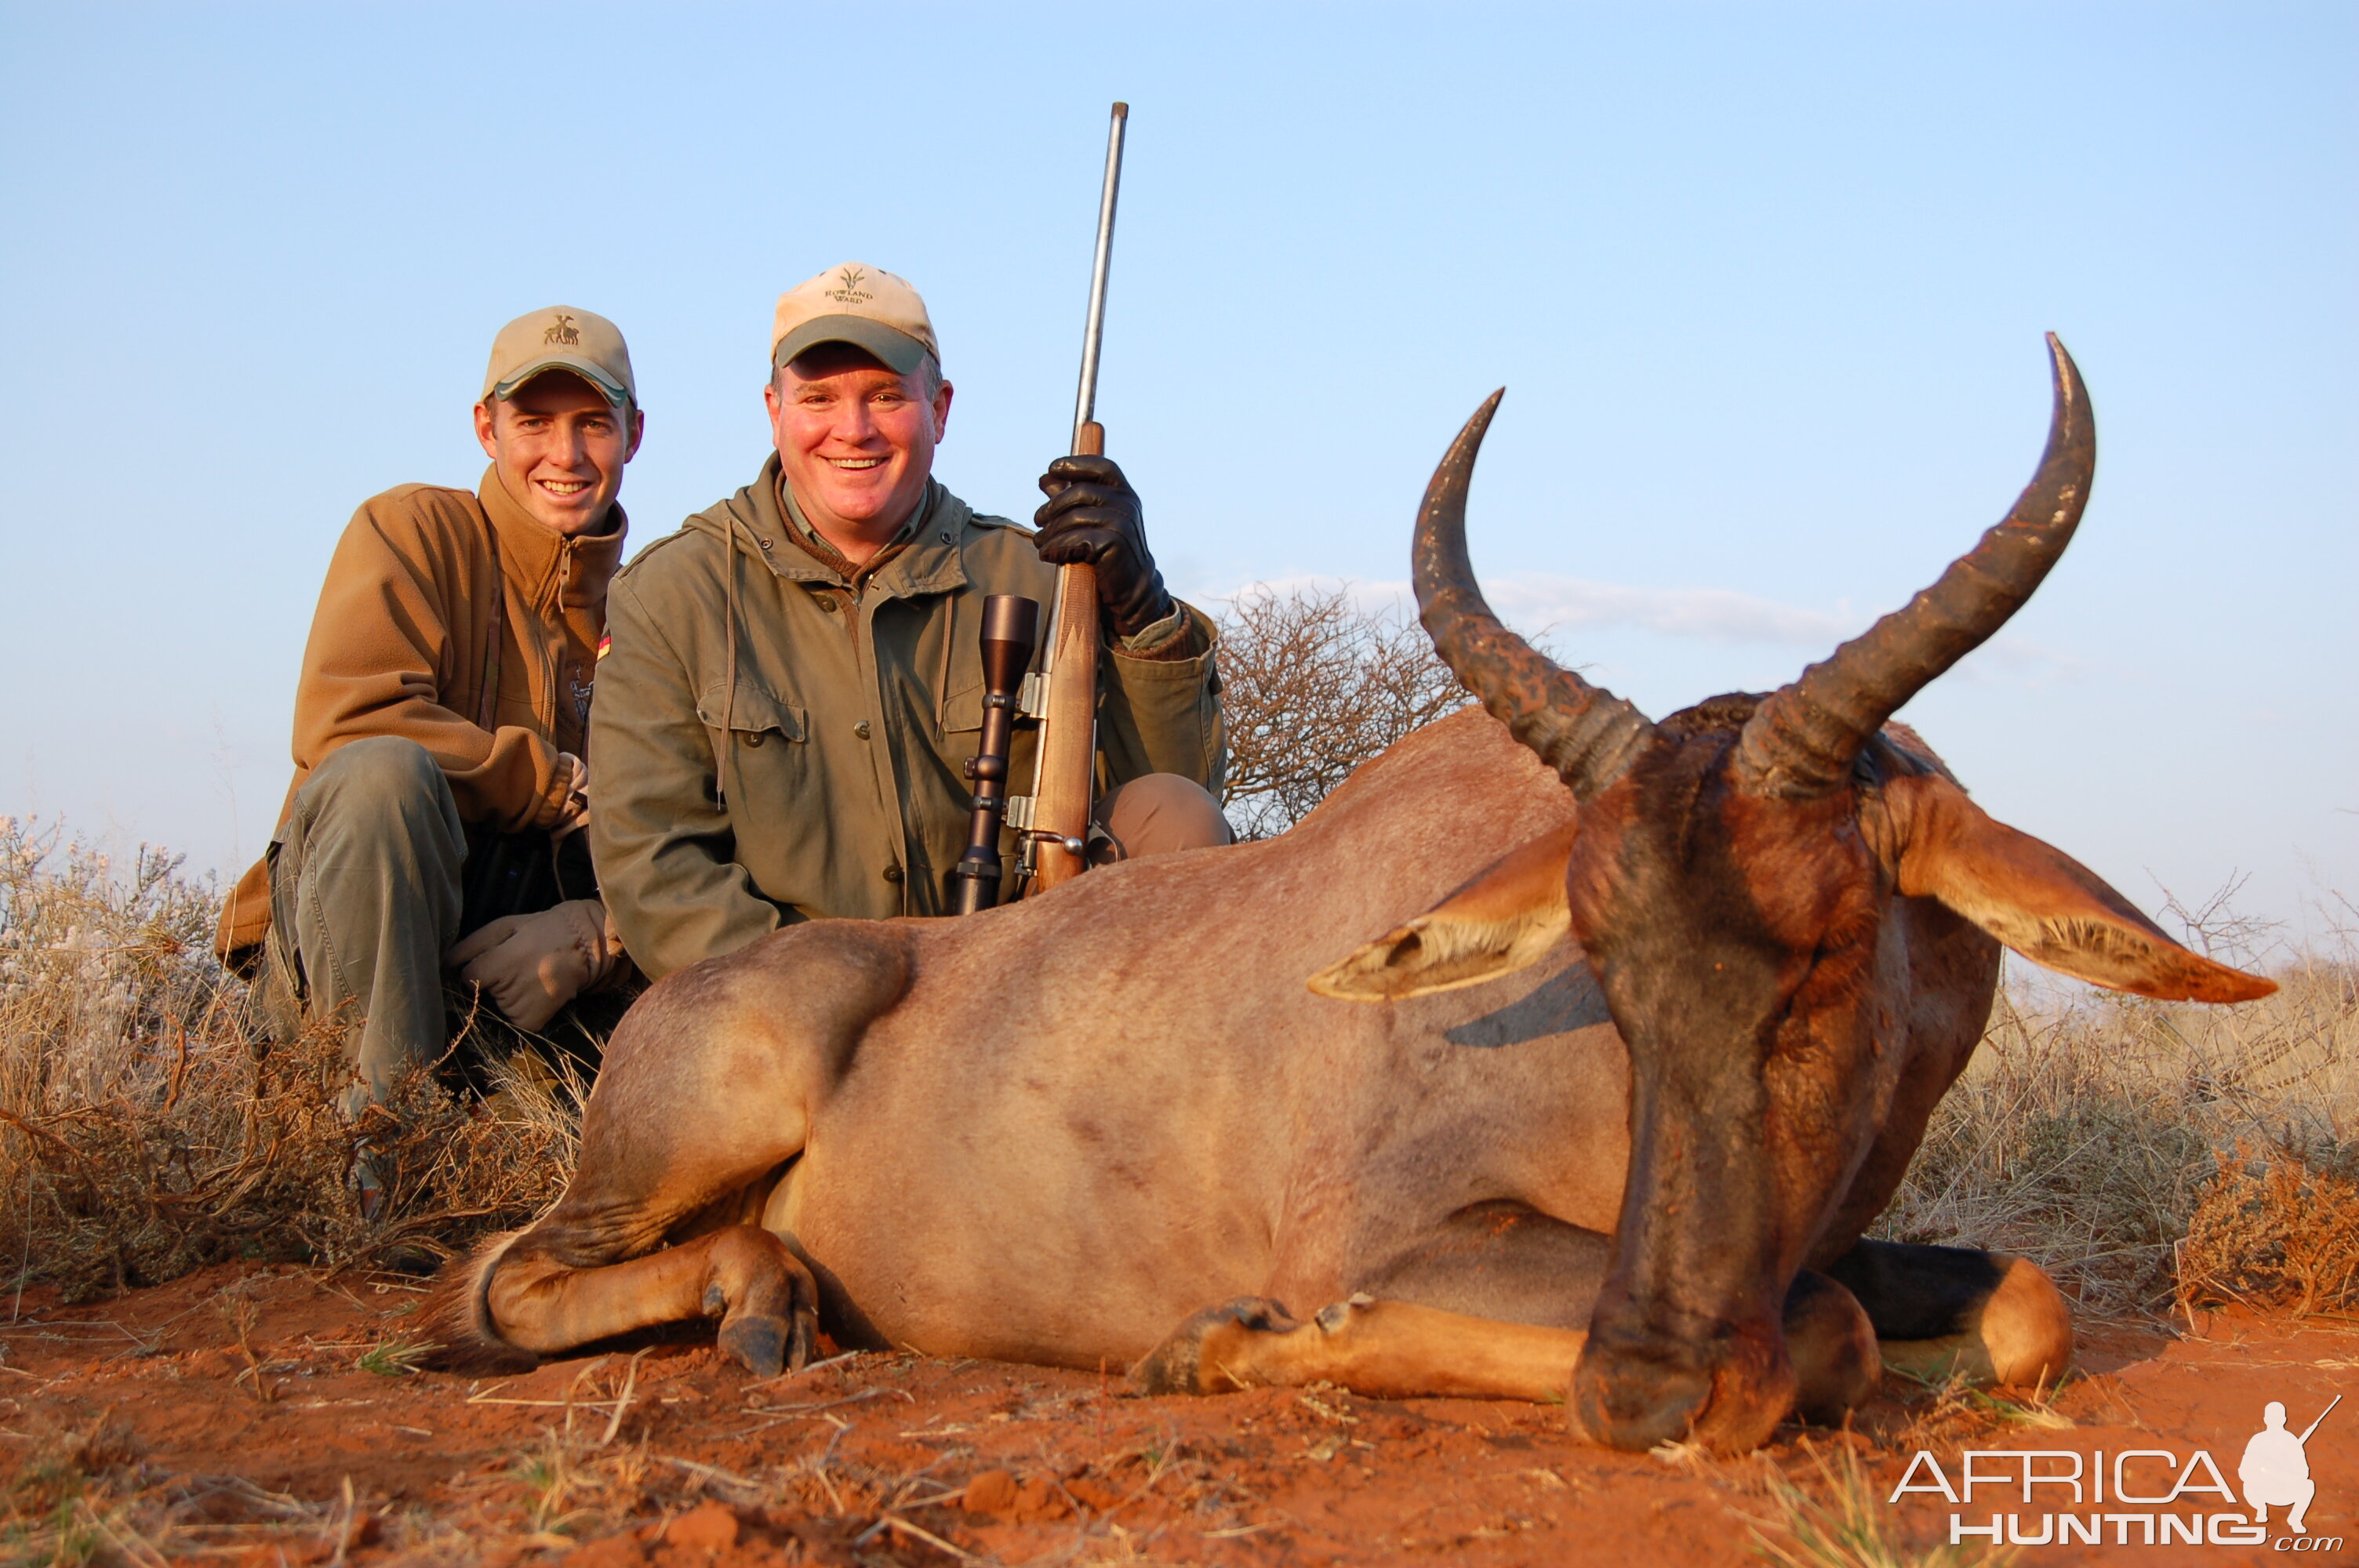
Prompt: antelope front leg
<box><xmin>1131</xmin><ymin>1273</ymin><xmax>1878</xmax><ymax>1423</ymax></box>
<box><xmin>1130</xmin><ymin>1295</ymin><xmax>1585</xmax><ymax>1403</ymax></box>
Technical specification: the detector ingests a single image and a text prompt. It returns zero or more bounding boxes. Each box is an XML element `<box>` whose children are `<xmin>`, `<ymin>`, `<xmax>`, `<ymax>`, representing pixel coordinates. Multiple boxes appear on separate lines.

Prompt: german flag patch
<box><xmin>597</xmin><ymin>633</ymin><xmax>612</xmax><ymax>661</ymax></box>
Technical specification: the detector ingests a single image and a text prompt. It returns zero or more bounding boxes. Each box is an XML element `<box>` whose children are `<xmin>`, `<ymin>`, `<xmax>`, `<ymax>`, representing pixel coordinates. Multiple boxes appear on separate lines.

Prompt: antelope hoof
<box><xmin>1129</xmin><ymin>1296</ymin><xmax>1301</xmax><ymax>1396</ymax></box>
<box><xmin>1783</xmin><ymin>1270</ymin><xmax>1881</xmax><ymax>1425</ymax></box>
<box><xmin>696</xmin><ymin>1225</ymin><xmax>820</xmax><ymax>1380</ymax></box>
<box><xmin>1878</xmin><ymin>1255</ymin><xmax>2074</xmax><ymax>1392</ymax></box>
<box><xmin>1982</xmin><ymin>1257</ymin><xmax>2074</xmax><ymax>1389</ymax></box>
<box><xmin>717</xmin><ymin>1312</ymin><xmax>792</xmax><ymax>1378</ymax></box>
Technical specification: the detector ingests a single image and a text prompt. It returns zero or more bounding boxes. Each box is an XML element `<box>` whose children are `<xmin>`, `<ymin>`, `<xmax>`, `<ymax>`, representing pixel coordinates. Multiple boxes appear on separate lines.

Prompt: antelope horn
<box><xmin>1735</xmin><ymin>335</ymin><xmax>2096</xmax><ymax>800</ymax></box>
<box><xmin>1414</xmin><ymin>390</ymin><xmax>1658</xmax><ymax>800</ymax></box>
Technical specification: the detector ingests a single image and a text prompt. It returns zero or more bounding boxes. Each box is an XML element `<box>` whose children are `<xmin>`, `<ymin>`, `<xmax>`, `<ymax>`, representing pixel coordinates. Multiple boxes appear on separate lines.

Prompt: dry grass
<box><xmin>1</xmin><ymin>1403</ymin><xmax>432</xmax><ymax>1565</ymax></box>
<box><xmin>0</xmin><ymin>1410</ymin><xmax>147</xmax><ymax>1567</ymax></box>
<box><xmin>1878</xmin><ymin>924</ymin><xmax>2359</xmax><ymax>1319</ymax></box>
<box><xmin>1747</xmin><ymin>1439</ymin><xmax>2012</xmax><ymax>1568</ymax></box>
<box><xmin>0</xmin><ymin>816</ymin><xmax>581</xmax><ymax>1302</ymax></box>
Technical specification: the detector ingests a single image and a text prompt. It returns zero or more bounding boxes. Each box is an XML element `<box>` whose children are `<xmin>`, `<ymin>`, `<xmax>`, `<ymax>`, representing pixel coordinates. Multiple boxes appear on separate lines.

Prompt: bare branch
<box><xmin>1213</xmin><ymin>583</ymin><xmax>1467</xmax><ymax>840</ymax></box>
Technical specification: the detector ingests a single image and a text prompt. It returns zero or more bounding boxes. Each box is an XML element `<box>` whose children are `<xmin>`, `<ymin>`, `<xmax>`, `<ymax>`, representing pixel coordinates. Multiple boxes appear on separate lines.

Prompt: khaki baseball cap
<box><xmin>771</xmin><ymin>263</ymin><xmax>939</xmax><ymax>376</ymax></box>
<box><xmin>482</xmin><ymin>306</ymin><xmax>636</xmax><ymax>408</ymax></box>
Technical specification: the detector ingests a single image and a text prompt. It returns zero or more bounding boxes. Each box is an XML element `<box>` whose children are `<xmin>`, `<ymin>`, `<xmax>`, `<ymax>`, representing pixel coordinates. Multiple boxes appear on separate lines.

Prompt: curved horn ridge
<box><xmin>1413</xmin><ymin>390</ymin><xmax>1658</xmax><ymax>800</ymax></box>
<box><xmin>1736</xmin><ymin>334</ymin><xmax>2096</xmax><ymax>800</ymax></box>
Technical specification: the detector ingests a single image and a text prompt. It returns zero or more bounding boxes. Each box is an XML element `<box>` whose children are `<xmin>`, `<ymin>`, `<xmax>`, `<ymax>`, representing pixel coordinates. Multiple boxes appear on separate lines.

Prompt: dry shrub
<box><xmin>2179</xmin><ymin>1142</ymin><xmax>2359</xmax><ymax>1314</ymax></box>
<box><xmin>1881</xmin><ymin>942</ymin><xmax>2359</xmax><ymax>1319</ymax></box>
<box><xmin>1213</xmin><ymin>583</ymin><xmax>1467</xmax><ymax>839</ymax></box>
<box><xmin>0</xmin><ymin>816</ymin><xmax>580</xmax><ymax>1301</ymax></box>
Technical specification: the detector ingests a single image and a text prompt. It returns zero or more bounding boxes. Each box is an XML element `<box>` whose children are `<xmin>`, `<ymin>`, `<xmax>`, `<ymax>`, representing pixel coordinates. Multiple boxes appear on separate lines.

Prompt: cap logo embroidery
<box><xmin>824</xmin><ymin>266</ymin><xmax>874</xmax><ymax>305</ymax></box>
<box><xmin>543</xmin><ymin>313</ymin><xmax>581</xmax><ymax>347</ymax></box>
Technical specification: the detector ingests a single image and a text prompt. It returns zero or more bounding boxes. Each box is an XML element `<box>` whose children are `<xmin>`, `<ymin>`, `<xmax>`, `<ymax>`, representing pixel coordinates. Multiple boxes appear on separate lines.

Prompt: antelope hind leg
<box><xmin>488</xmin><ymin>1224</ymin><xmax>818</xmax><ymax>1377</ymax></box>
<box><xmin>419</xmin><ymin>921</ymin><xmax>915</xmax><ymax>1374</ymax></box>
<box><xmin>1824</xmin><ymin>1238</ymin><xmax>2073</xmax><ymax>1390</ymax></box>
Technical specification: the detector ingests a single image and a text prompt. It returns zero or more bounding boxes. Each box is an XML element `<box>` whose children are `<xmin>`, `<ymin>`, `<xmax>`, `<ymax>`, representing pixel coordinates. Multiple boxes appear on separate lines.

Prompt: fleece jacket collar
<box><xmin>478</xmin><ymin>464</ymin><xmax>629</xmax><ymax>611</ymax></box>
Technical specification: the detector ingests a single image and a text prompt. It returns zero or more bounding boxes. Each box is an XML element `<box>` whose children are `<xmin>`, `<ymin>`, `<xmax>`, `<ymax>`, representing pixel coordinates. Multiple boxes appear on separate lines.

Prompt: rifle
<box><xmin>2299</xmin><ymin>1394</ymin><xmax>2342</xmax><ymax>1444</ymax></box>
<box><xmin>948</xmin><ymin>595</ymin><xmax>1040</xmax><ymax>914</ymax></box>
<box><xmin>1023</xmin><ymin>100</ymin><xmax>1129</xmax><ymax>895</ymax></box>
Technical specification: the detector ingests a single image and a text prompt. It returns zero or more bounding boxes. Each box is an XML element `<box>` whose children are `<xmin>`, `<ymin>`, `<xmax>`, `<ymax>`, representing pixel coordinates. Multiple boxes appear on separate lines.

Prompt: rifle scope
<box><xmin>949</xmin><ymin>594</ymin><xmax>1041</xmax><ymax>915</ymax></box>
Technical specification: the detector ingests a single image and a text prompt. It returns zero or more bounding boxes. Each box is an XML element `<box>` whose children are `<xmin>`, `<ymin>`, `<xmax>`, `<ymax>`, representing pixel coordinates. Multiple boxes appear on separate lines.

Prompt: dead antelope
<box><xmin>423</xmin><ymin>336</ymin><xmax>2269</xmax><ymax>1453</ymax></box>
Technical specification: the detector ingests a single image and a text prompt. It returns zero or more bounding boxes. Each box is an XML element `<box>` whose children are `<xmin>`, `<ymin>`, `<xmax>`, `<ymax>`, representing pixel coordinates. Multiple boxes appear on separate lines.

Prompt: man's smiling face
<box><xmin>474</xmin><ymin>371</ymin><xmax>642</xmax><ymax>537</ymax></box>
<box><xmin>766</xmin><ymin>342</ymin><xmax>953</xmax><ymax>559</ymax></box>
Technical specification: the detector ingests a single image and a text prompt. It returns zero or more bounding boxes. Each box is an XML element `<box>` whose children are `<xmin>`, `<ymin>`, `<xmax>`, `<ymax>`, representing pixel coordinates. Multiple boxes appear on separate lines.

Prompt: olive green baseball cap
<box><xmin>482</xmin><ymin>305</ymin><xmax>636</xmax><ymax>408</ymax></box>
<box><xmin>771</xmin><ymin>263</ymin><xmax>939</xmax><ymax>376</ymax></box>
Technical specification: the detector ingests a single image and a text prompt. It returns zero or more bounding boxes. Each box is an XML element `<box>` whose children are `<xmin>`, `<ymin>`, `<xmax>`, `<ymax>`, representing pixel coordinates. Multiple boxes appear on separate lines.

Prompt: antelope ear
<box><xmin>1888</xmin><ymin>774</ymin><xmax>2274</xmax><ymax>1004</ymax></box>
<box><xmin>1310</xmin><ymin>818</ymin><xmax>1578</xmax><ymax>1002</ymax></box>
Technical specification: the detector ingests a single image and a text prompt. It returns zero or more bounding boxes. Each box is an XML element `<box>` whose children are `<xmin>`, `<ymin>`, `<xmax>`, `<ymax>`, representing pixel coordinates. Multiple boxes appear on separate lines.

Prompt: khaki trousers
<box><xmin>267</xmin><ymin>737</ymin><xmax>467</xmax><ymax>1116</ymax></box>
<box><xmin>1090</xmin><ymin>773</ymin><xmax>1235</xmax><ymax>862</ymax></box>
<box><xmin>267</xmin><ymin>736</ymin><xmax>598</xmax><ymax>1116</ymax></box>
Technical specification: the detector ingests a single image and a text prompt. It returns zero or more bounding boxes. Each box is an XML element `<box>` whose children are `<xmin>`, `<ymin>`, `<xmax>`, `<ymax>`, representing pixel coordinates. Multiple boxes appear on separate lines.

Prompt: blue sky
<box><xmin>2</xmin><ymin>4</ymin><xmax>2352</xmax><ymax>942</ymax></box>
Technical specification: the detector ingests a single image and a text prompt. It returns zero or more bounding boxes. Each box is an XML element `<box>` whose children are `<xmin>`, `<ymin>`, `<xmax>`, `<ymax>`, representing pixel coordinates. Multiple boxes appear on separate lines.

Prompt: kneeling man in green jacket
<box><xmin>590</xmin><ymin>263</ymin><xmax>1229</xmax><ymax>978</ymax></box>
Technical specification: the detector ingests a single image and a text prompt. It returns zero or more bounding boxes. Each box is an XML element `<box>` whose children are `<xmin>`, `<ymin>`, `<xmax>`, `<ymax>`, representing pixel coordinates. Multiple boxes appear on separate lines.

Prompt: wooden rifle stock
<box><xmin>1028</xmin><ymin>102</ymin><xmax>1128</xmax><ymax>896</ymax></box>
<box><xmin>1029</xmin><ymin>421</ymin><xmax>1104</xmax><ymax>892</ymax></box>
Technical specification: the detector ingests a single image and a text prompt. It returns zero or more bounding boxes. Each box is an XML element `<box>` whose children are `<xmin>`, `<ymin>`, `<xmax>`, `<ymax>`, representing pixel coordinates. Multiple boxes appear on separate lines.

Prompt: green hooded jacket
<box><xmin>589</xmin><ymin>457</ymin><xmax>1225</xmax><ymax>978</ymax></box>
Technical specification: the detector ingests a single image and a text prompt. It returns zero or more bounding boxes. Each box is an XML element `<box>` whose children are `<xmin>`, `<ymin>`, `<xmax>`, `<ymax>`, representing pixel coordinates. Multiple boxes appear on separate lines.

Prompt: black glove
<box><xmin>1034</xmin><ymin>455</ymin><xmax>1174</xmax><ymax>640</ymax></box>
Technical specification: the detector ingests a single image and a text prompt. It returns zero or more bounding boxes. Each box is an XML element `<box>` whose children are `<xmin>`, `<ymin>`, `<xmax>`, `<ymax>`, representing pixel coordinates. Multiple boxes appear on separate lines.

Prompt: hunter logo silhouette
<box><xmin>2244</xmin><ymin>1395</ymin><xmax>2338</xmax><ymax>1535</ymax></box>
<box><xmin>543</xmin><ymin>313</ymin><xmax>580</xmax><ymax>347</ymax></box>
<box><xmin>823</xmin><ymin>266</ymin><xmax>874</xmax><ymax>305</ymax></box>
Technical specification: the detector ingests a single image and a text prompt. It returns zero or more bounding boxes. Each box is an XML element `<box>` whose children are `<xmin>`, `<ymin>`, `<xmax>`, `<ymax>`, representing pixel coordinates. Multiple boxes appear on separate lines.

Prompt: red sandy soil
<box><xmin>1</xmin><ymin>1264</ymin><xmax>2353</xmax><ymax>1566</ymax></box>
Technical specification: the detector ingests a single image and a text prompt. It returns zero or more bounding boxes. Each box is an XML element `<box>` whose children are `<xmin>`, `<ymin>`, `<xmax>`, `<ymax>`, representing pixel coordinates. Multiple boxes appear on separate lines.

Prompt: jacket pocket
<box><xmin>941</xmin><ymin>675</ymin><xmax>983</xmax><ymax>737</ymax></box>
<box><xmin>696</xmin><ymin>684</ymin><xmax>829</xmax><ymax>897</ymax></box>
<box><xmin>697</xmin><ymin>683</ymin><xmax>808</xmax><ymax>746</ymax></box>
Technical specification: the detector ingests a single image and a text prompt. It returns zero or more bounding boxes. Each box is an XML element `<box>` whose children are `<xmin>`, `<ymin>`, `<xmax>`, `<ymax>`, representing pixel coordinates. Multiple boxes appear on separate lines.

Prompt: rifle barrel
<box><xmin>2299</xmin><ymin>1392</ymin><xmax>2342</xmax><ymax>1444</ymax></box>
<box><xmin>1071</xmin><ymin>102</ymin><xmax>1128</xmax><ymax>449</ymax></box>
